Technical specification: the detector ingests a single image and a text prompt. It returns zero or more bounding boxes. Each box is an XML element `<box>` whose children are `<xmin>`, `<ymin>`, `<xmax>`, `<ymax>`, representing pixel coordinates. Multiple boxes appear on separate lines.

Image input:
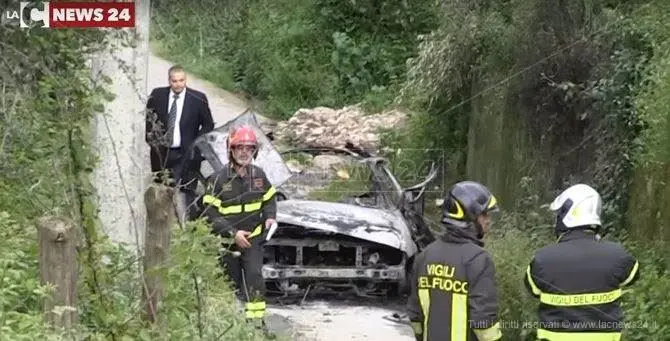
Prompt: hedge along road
<box><xmin>148</xmin><ymin>53</ymin><xmax>416</xmax><ymax>341</ymax></box>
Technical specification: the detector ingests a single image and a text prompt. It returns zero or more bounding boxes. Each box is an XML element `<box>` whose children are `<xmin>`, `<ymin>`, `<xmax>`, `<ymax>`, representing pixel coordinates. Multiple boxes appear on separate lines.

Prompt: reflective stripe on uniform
<box><xmin>417</xmin><ymin>289</ymin><xmax>472</xmax><ymax>341</ymax></box>
<box><xmin>537</xmin><ymin>329</ymin><xmax>621</xmax><ymax>341</ymax></box>
<box><xmin>418</xmin><ymin>289</ymin><xmax>430</xmax><ymax>341</ymax></box>
<box><xmin>263</xmin><ymin>186</ymin><xmax>276</xmax><ymax>201</ymax></box>
<box><xmin>620</xmin><ymin>260</ymin><xmax>639</xmax><ymax>287</ymax></box>
<box><xmin>527</xmin><ymin>264</ymin><xmax>629</xmax><ymax>307</ymax></box>
<box><xmin>219</xmin><ymin>225</ymin><xmax>262</xmax><ymax>243</ymax></box>
<box><xmin>202</xmin><ymin>186</ymin><xmax>276</xmax><ymax>216</ymax></box>
<box><xmin>248</xmin><ymin>224</ymin><xmax>262</xmax><ymax>238</ymax></box>
<box><xmin>473</xmin><ymin>322</ymin><xmax>502</xmax><ymax>341</ymax></box>
<box><xmin>245</xmin><ymin>201</ymin><xmax>262</xmax><ymax>211</ymax></box>
<box><xmin>202</xmin><ymin>194</ymin><xmax>260</xmax><ymax>215</ymax></box>
<box><xmin>202</xmin><ymin>194</ymin><xmax>221</xmax><ymax>207</ymax></box>
<box><xmin>451</xmin><ymin>293</ymin><xmax>468</xmax><ymax>341</ymax></box>
<box><xmin>245</xmin><ymin>301</ymin><xmax>266</xmax><ymax>319</ymax></box>
<box><xmin>525</xmin><ymin>265</ymin><xmax>541</xmax><ymax>296</ymax></box>
<box><xmin>540</xmin><ymin>288</ymin><xmax>622</xmax><ymax>307</ymax></box>
<box><xmin>410</xmin><ymin>321</ymin><xmax>422</xmax><ymax>335</ymax></box>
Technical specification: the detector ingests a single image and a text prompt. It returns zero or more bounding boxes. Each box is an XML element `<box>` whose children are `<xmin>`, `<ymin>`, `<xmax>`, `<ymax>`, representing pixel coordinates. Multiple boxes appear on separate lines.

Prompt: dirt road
<box><xmin>148</xmin><ymin>54</ymin><xmax>250</xmax><ymax>124</ymax></box>
<box><xmin>149</xmin><ymin>53</ymin><xmax>416</xmax><ymax>341</ymax></box>
<box><xmin>267</xmin><ymin>300</ymin><xmax>415</xmax><ymax>341</ymax></box>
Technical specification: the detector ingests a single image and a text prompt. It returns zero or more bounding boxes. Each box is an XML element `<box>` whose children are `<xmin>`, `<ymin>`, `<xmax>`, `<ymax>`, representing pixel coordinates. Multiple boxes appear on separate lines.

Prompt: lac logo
<box><xmin>4</xmin><ymin>1</ymin><xmax>135</xmax><ymax>29</ymax></box>
<box><xmin>4</xmin><ymin>2</ymin><xmax>49</xmax><ymax>28</ymax></box>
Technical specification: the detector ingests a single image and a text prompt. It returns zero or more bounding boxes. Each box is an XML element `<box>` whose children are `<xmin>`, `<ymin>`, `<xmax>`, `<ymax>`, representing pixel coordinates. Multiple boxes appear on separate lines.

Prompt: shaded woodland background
<box><xmin>1</xmin><ymin>0</ymin><xmax>669</xmax><ymax>340</ymax></box>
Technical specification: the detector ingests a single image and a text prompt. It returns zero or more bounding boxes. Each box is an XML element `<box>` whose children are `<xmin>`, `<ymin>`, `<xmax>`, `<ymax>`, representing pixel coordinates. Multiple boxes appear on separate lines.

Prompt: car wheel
<box><xmin>275</xmin><ymin>191</ymin><xmax>288</xmax><ymax>201</ymax></box>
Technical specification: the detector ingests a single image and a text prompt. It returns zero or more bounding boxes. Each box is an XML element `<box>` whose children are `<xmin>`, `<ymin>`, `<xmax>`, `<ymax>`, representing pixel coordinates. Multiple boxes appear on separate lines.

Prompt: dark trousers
<box><xmin>153</xmin><ymin>147</ymin><xmax>185</xmax><ymax>184</ymax></box>
<box><xmin>153</xmin><ymin>147</ymin><xmax>199</xmax><ymax>220</ymax></box>
<box><xmin>220</xmin><ymin>241</ymin><xmax>267</xmax><ymax>322</ymax></box>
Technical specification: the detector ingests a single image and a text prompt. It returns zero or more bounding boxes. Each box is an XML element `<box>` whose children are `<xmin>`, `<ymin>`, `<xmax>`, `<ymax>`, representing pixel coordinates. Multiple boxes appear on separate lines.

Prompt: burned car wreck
<box><xmin>187</xmin><ymin>110</ymin><xmax>437</xmax><ymax>298</ymax></box>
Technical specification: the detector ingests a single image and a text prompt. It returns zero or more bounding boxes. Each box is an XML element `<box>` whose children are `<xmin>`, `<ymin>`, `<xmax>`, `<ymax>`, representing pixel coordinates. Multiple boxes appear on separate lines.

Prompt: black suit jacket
<box><xmin>145</xmin><ymin>86</ymin><xmax>214</xmax><ymax>176</ymax></box>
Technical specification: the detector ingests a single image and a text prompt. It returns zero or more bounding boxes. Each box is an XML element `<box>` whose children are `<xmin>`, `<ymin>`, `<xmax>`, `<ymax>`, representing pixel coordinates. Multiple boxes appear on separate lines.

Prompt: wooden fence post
<box><xmin>37</xmin><ymin>216</ymin><xmax>78</xmax><ymax>330</ymax></box>
<box><xmin>142</xmin><ymin>183</ymin><xmax>176</xmax><ymax>324</ymax></box>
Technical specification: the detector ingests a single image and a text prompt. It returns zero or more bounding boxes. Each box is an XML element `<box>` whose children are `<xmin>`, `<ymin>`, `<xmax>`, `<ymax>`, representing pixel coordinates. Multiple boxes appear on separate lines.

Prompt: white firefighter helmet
<box><xmin>549</xmin><ymin>184</ymin><xmax>602</xmax><ymax>228</ymax></box>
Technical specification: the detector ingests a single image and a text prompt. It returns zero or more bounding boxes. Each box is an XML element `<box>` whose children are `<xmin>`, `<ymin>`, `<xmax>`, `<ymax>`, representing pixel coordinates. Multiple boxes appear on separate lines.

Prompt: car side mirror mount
<box><xmin>402</xmin><ymin>162</ymin><xmax>438</xmax><ymax>215</ymax></box>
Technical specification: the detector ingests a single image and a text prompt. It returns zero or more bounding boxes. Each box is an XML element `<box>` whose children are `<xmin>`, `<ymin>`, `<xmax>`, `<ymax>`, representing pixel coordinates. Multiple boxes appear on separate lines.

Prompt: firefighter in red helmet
<box><xmin>200</xmin><ymin>124</ymin><xmax>277</xmax><ymax>337</ymax></box>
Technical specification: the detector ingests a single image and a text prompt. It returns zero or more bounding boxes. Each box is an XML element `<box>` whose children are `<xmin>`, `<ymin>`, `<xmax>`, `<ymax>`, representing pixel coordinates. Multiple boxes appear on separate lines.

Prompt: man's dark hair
<box><xmin>168</xmin><ymin>64</ymin><xmax>185</xmax><ymax>77</ymax></box>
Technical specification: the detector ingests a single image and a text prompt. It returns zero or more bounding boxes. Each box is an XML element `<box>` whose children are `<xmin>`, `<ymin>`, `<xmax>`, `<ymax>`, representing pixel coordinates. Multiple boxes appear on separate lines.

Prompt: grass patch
<box><xmin>151</xmin><ymin>41</ymin><xmax>237</xmax><ymax>93</ymax></box>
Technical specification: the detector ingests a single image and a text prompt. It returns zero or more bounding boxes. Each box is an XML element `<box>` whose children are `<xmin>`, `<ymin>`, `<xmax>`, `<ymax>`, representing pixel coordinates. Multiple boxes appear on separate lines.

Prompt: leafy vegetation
<box><xmin>151</xmin><ymin>0</ymin><xmax>441</xmax><ymax>119</ymax></box>
<box><xmin>4</xmin><ymin>0</ymin><xmax>668</xmax><ymax>339</ymax></box>
<box><xmin>398</xmin><ymin>1</ymin><xmax>670</xmax><ymax>339</ymax></box>
<box><xmin>1</xmin><ymin>24</ymin><xmax>272</xmax><ymax>341</ymax></box>
<box><xmin>153</xmin><ymin>0</ymin><xmax>670</xmax><ymax>339</ymax></box>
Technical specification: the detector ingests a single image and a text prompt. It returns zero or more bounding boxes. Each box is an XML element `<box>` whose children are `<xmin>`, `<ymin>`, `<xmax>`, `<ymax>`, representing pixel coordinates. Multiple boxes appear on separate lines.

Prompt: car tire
<box><xmin>276</xmin><ymin>191</ymin><xmax>288</xmax><ymax>201</ymax></box>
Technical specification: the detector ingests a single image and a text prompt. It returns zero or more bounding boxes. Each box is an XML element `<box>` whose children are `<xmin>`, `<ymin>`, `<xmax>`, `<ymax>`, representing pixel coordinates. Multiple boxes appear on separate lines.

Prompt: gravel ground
<box><xmin>147</xmin><ymin>53</ymin><xmax>416</xmax><ymax>341</ymax></box>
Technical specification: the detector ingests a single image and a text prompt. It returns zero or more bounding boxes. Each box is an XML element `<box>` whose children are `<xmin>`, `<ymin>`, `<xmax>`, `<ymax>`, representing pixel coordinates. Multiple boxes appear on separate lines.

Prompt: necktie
<box><xmin>166</xmin><ymin>93</ymin><xmax>179</xmax><ymax>145</ymax></box>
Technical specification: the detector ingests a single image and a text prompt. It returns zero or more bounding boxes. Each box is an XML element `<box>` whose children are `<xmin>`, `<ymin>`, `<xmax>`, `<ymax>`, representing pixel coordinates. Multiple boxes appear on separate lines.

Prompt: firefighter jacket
<box><xmin>407</xmin><ymin>225</ymin><xmax>502</xmax><ymax>341</ymax></box>
<box><xmin>201</xmin><ymin>163</ymin><xmax>277</xmax><ymax>240</ymax></box>
<box><xmin>524</xmin><ymin>229</ymin><xmax>640</xmax><ymax>341</ymax></box>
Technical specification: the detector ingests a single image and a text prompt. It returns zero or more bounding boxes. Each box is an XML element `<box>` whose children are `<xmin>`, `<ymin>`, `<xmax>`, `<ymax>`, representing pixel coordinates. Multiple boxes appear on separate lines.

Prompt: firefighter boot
<box><xmin>246</xmin><ymin>318</ymin><xmax>276</xmax><ymax>339</ymax></box>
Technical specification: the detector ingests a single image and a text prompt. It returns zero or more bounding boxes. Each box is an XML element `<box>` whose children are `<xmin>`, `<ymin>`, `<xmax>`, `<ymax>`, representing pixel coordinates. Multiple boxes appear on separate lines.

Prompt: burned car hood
<box><xmin>276</xmin><ymin>199</ymin><xmax>419</xmax><ymax>256</ymax></box>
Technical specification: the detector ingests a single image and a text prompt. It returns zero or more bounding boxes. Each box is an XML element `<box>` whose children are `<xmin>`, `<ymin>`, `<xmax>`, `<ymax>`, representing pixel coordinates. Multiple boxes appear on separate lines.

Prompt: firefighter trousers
<box><xmin>219</xmin><ymin>241</ymin><xmax>267</xmax><ymax>323</ymax></box>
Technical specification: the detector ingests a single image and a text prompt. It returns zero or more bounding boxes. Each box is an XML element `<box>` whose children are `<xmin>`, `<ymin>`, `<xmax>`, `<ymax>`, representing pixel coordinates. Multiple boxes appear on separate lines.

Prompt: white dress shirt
<box><xmin>169</xmin><ymin>88</ymin><xmax>186</xmax><ymax>148</ymax></box>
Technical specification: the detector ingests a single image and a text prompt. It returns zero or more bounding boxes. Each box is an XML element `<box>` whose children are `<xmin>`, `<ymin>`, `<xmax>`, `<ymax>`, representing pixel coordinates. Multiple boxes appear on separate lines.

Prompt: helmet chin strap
<box><xmin>554</xmin><ymin>219</ymin><xmax>569</xmax><ymax>237</ymax></box>
<box><xmin>473</xmin><ymin>221</ymin><xmax>484</xmax><ymax>239</ymax></box>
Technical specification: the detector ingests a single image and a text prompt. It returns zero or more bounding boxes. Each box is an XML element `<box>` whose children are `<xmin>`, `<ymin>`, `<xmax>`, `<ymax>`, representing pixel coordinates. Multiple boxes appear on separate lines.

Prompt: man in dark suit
<box><xmin>145</xmin><ymin>64</ymin><xmax>214</xmax><ymax>217</ymax></box>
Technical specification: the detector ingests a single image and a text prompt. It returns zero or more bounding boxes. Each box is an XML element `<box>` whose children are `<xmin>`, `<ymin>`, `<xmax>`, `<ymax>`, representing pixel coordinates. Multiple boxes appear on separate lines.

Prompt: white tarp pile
<box><xmin>271</xmin><ymin>105</ymin><xmax>408</xmax><ymax>153</ymax></box>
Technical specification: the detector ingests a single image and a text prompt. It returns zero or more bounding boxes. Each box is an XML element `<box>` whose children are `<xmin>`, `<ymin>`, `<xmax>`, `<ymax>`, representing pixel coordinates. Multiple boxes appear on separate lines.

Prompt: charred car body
<box><xmin>187</xmin><ymin>110</ymin><xmax>437</xmax><ymax>298</ymax></box>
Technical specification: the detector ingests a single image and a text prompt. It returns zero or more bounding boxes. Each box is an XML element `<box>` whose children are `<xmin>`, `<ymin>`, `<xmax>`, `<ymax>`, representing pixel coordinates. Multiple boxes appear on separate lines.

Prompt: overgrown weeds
<box><xmin>150</xmin><ymin>0</ymin><xmax>441</xmax><ymax>119</ymax></box>
<box><xmin>483</xmin><ymin>177</ymin><xmax>667</xmax><ymax>340</ymax></box>
<box><xmin>0</xmin><ymin>21</ymin><xmax>270</xmax><ymax>341</ymax></box>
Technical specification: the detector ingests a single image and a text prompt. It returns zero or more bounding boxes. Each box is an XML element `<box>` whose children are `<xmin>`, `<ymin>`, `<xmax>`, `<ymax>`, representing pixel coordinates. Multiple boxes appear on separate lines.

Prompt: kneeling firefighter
<box><xmin>407</xmin><ymin>181</ymin><xmax>503</xmax><ymax>341</ymax></box>
<box><xmin>524</xmin><ymin>184</ymin><xmax>640</xmax><ymax>341</ymax></box>
<box><xmin>200</xmin><ymin>125</ymin><xmax>277</xmax><ymax>336</ymax></box>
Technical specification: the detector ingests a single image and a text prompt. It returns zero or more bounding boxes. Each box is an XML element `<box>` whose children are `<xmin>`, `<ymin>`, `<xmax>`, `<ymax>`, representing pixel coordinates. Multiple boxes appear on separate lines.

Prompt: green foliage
<box><xmin>484</xmin><ymin>177</ymin><xmax>553</xmax><ymax>341</ymax></box>
<box><xmin>0</xmin><ymin>212</ymin><xmax>56</xmax><ymax>341</ymax></box>
<box><xmin>618</xmin><ymin>240</ymin><xmax>670</xmax><ymax>340</ymax></box>
<box><xmin>391</xmin><ymin>0</ymin><xmax>667</xmax><ymax>236</ymax></box>
<box><xmin>0</xmin><ymin>26</ymin><xmax>108</xmax><ymax>218</ymax></box>
<box><xmin>0</xmin><ymin>23</ymin><xmax>269</xmax><ymax>341</ymax></box>
<box><xmin>394</xmin><ymin>1</ymin><xmax>513</xmax><ymax>179</ymax></box>
<box><xmin>151</xmin><ymin>0</ymin><xmax>440</xmax><ymax>119</ymax></box>
<box><xmin>159</xmin><ymin>221</ymin><xmax>262</xmax><ymax>340</ymax></box>
<box><xmin>486</xmin><ymin>178</ymin><xmax>669</xmax><ymax>341</ymax></box>
<box><xmin>629</xmin><ymin>0</ymin><xmax>670</xmax><ymax>162</ymax></box>
<box><xmin>307</xmin><ymin>164</ymin><xmax>371</xmax><ymax>202</ymax></box>
<box><xmin>151</xmin><ymin>0</ymin><xmax>670</xmax><ymax>339</ymax></box>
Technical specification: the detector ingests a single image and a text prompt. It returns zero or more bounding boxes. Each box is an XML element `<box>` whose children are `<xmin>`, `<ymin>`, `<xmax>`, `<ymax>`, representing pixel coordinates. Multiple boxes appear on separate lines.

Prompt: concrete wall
<box><xmin>90</xmin><ymin>1</ymin><xmax>151</xmax><ymax>246</ymax></box>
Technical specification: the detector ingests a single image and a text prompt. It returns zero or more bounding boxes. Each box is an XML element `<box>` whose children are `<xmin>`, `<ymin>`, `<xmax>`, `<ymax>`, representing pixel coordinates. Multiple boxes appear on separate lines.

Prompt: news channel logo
<box><xmin>3</xmin><ymin>2</ymin><xmax>50</xmax><ymax>28</ymax></box>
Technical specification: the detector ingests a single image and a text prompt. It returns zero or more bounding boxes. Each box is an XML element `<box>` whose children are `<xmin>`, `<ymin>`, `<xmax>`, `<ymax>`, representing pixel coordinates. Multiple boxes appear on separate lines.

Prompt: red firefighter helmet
<box><xmin>227</xmin><ymin>125</ymin><xmax>259</xmax><ymax>159</ymax></box>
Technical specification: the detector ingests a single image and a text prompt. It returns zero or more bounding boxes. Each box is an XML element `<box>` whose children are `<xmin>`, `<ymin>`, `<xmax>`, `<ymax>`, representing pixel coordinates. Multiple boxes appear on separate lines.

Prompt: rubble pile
<box><xmin>270</xmin><ymin>105</ymin><xmax>408</xmax><ymax>153</ymax></box>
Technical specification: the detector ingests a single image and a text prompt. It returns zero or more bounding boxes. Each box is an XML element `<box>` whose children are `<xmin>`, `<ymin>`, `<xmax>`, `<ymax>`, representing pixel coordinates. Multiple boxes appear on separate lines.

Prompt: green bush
<box><xmin>0</xmin><ymin>22</ymin><xmax>270</xmax><ymax>341</ymax></box>
<box><xmin>485</xmin><ymin>178</ymin><xmax>667</xmax><ymax>340</ymax></box>
<box><xmin>0</xmin><ymin>210</ymin><xmax>271</xmax><ymax>340</ymax></box>
<box><xmin>0</xmin><ymin>212</ymin><xmax>56</xmax><ymax>341</ymax></box>
<box><xmin>618</xmin><ymin>240</ymin><xmax>670</xmax><ymax>340</ymax></box>
<box><xmin>151</xmin><ymin>0</ymin><xmax>440</xmax><ymax>119</ymax></box>
<box><xmin>482</xmin><ymin>177</ymin><xmax>553</xmax><ymax>340</ymax></box>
